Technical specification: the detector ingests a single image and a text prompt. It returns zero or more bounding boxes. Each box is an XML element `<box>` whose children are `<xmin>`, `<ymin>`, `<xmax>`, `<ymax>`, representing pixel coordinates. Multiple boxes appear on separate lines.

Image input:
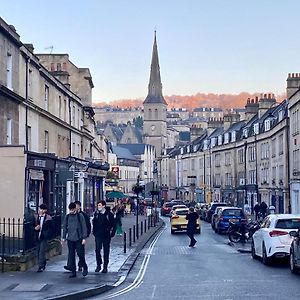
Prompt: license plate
<box><xmin>180</xmin><ymin>225</ymin><xmax>187</xmax><ymax>229</ymax></box>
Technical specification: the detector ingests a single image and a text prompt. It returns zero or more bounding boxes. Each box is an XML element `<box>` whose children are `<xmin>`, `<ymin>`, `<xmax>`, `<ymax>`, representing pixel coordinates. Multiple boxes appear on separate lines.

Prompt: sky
<box><xmin>1</xmin><ymin>0</ymin><xmax>300</xmax><ymax>103</ymax></box>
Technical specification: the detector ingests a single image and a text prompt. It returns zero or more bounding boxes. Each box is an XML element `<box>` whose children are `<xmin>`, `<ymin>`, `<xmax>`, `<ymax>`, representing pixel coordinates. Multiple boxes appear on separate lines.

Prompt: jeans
<box><xmin>187</xmin><ymin>230</ymin><xmax>197</xmax><ymax>245</ymax></box>
<box><xmin>67</xmin><ymin>240</ymin><xmax>87</xmax><ymax>273</ymax></box>
<box><xmin>95</xmin><ymin>236</ymin><xmax>111</xmax><ymax>268</ymax></box>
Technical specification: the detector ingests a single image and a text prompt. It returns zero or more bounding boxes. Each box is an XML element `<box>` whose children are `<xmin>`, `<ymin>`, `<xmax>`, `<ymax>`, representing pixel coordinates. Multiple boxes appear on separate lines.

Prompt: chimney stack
<box><xmin>287</xmin><ymin>73</ymin><xmax>300</xmax><ymax>99</ymax></box>
<box><xmin>258</xmin><ymin>93</ymin><xmax>276</xmax><ymax>119</ymax></box>
<box><xmin>245</xmin><ymin>97</ymin><xmax>259</xmax><ymax>121</ymax></box>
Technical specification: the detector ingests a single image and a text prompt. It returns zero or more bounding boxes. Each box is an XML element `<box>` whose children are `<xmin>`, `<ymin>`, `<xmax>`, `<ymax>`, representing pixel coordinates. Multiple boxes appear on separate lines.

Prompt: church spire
<box><xmin>143</xmin><ymin>31</ymin><xmax>167</xmax><ymax>105</ymax></box>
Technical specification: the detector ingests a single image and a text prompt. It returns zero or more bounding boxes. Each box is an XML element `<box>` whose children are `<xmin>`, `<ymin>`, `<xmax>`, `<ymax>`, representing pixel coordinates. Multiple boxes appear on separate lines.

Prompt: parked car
<box><xmin>170</xmin><ymin>204</ymin><xmax>187</xmax><ymax>217</ymax></box>
<box><xmin>170</xmin><ymin>200</ymin><xmax>185</xmax><ymax>206</ymax></box>
<box><xmin>161</xmin><ymin>202</ymin><xmax>173</xmax><ymax>216</ymax></box>
<box><xmin>215</xmin><ymin>207</ymin><xmax>245</xmax><ymax>233</ymax></box>
<box><xmin>211</xmin><ymin>206</ymin><xmax>227</xmax><ymax>231</ymax></box>
<box><xmin>170</xmin><ymin>208</ymin><xmax>201</xmax><ymax>234</ymax></box>
<box><xmin>289</xmin><ymin>228</ymin><xmax>300</xmax><ymax>273</ymax></box>
<box><xmin>197</xmin><ymin>204</ymin><xmax>209</xmax><ymax>220</ymax></box>
<box><xmin>206</xmin><ymin>202</ymin><xmax>228</xmax><ymax>223</ymax></box>
<box><xmin>251</xmin><ymin>214</ymin><xmax>300</xmax><ymax>265</ymax></box>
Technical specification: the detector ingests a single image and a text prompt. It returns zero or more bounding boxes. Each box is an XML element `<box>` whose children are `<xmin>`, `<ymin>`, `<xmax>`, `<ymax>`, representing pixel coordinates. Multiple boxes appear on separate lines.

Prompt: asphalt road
<box><xmin>93</xmin><ymin>217</ymin><xmax>300</xmax><ymax>300</ymax></box>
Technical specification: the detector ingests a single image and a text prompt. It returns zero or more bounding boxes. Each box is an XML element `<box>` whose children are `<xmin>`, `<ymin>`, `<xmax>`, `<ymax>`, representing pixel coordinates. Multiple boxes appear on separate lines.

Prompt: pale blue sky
<box><xmin>1</xmin><ymin>0</ymin><xmax>300</xmax><ymax>102</ymax></box>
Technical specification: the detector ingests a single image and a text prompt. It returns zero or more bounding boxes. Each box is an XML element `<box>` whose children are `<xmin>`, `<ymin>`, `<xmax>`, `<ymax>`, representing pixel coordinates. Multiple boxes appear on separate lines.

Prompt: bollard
<box><xmin>129</xmin><ymin>228</ymin><xmax>132</xmax><ymax>246</ymax></box>
<box><xmin>133</xmin><ymin>226</ymin><xmax>136</xmax><ymax>243</ymax></box>
<box><xmin>148</xmin><ymin>216</ymin><xmax>150</xmax><ymax>230</ymax></box>
<box><xmin>123</xmin><ymin>232</ymin><xmax>127</xmax><ymax>253</ymax></box>
<box><xmin>144</xmin><ymin>219</ymin><xmax>147</xmax><ymax>233</ymax></box>
<box><xmin>141</xmin><ymin>221</ymin><xmax>143</xmax><ymax>236</ymax></box>
<box><xmin>1</xmin><ymin>234</ymin><xmax>5</xmax><ymax>273</ymax></box>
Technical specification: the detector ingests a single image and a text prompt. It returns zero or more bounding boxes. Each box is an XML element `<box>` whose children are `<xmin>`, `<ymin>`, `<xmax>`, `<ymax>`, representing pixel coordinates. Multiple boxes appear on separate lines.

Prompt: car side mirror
<box><xmin>289</xmin><ymin>231</ymin><xmax>298</xmax><ymax>237</ymax></box>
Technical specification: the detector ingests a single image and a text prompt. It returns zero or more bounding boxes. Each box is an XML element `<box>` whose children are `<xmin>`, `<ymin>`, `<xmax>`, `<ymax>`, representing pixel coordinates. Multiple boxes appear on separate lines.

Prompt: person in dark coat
<box><xmin>253</xmin><ymin>202</ymin><xmax>260</xmax><ymax>220</ymax></box>
<box><xmin>260</xmin><ymin>201</ymin><xmax>268</xmax><ymax>218</ymax></box>
<box><xmin>34</xmin><ymin>203</ymin><xmax>53</xmax><ymax>272</ymax></box>
<box><xmin>62</xmin><ymin>202</ymin><xmax>88</xmax><ymax>278</ymax></box>
<box><xmin>92</xmin><ymin>200</ymin><xmax>116</xmax><ymax>273</ymax></box>
<box><xmin>186</xmin><ymin>207</ymin><xmax>199</xmax><ymax>247</ymax></box>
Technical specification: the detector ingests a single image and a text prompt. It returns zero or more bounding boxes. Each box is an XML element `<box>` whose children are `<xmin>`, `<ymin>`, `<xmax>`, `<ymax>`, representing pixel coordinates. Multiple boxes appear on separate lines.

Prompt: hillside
<box><xmin>94</xmin><ymin>92</ymin><xmax>286</xmax><ymax>110</ymax></box>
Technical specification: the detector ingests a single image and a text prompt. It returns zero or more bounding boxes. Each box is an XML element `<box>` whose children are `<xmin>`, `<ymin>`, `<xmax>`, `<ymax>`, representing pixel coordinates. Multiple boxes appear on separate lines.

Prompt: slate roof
<box><xmin>111</xmin><ymin>145</ymin><xmax>138</xmax><ymax>161</ymax></box>
<box><xmin>118</xmin><ymin>144</ymin><xmax>152</xmax><ymax>156</ymax></box>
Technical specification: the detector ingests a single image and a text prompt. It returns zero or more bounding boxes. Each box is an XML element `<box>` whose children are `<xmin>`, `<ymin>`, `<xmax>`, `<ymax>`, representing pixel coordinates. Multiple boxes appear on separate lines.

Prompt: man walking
<box><xmin>62</xmin><ymin>202</ymin><xmax>88</xmax><ymax>278</ymax></box>
<box><xmin>186</xmin><ymin>207</ymin><xmax>199</xmax><ymax>247</ymax></box>
<box><xmin>67</xmin><ymin>201</ymin><xmax>91</xmax><ymax>272</ymax></box>
<box><xmin>35</xmin><ymin>204</ymin><xmax>53</xmax><ymax>272</ymax></box>
<box><xmin>93</xmin><ymin>200</ymin><xmax>116</xmax><ymax>273</ymax></box>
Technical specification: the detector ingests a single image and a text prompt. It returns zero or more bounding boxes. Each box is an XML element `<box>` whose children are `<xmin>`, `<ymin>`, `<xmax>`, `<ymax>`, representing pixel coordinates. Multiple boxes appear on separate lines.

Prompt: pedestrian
<box><xmin>186</xmin><ymin>207</ymin><xmax>199</xmax><ymax>247</ymax></box>
<box><xmin>92</xmin><ymin>200</ymin><xmax>116</xmax><ymax>273</ymax></box>
<box><xmin>260</xmin><ymin>201</ymin><xmax>268</xmax><ymax>218</ymax></box>
<box><xmin>34</xmin><ymin>203</ymin><xmax>53</xmax><ymax>272</ymax></box>
<box><xmin>62</xmin><ymin>202</ymin><xmax>88</xmax><ymax>278</ymax></box>
<box><xmin>243</xmin><ymin>200</ymin><xmax>251</xmax><ymax>219</ymax></box>
<box><xmin>64</xmin><ymin>200</ymin><xmax>91</xmax><ymax>272</ymax></box>
<box><xmin>115</xmin><ymin>204</ymin><xmax>124</xmax><ymax>236</ymax></box>
<box><xmin>253</xmin><ymin>202</ymin><xmax>260</xmax><ymax>220</ymax></box>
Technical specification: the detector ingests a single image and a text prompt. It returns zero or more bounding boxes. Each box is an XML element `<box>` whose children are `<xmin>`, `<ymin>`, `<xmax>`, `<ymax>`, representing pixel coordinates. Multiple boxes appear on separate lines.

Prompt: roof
<box><xmin>118</xmin><ymin>144</ymin><xmax>153</xmax><ymax>155</ymax></box>
<box><xmin>111</xmin><ymin>145</ymin><xmax>137</xmax><ymax>161</ymax></box>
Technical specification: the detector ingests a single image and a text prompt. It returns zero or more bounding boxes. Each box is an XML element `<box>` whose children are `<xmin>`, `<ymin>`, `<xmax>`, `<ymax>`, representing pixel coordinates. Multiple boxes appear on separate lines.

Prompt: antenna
<box><xmin>44</xmin><ymin>46</ymin><xmax>54</xmax><ymax>54</ymax></box>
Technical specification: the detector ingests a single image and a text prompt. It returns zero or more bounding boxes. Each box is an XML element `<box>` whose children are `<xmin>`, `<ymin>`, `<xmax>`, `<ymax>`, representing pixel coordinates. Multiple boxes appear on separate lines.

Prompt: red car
<box><xmin>161</xmin><ymin>202</ymin><xmax>173</xmax><ymax>216</ymax></box>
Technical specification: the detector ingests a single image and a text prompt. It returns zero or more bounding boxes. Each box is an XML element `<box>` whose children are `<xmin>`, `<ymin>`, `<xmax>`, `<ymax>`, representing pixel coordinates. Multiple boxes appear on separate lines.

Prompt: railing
<box><xmin>0</xmin><ymin>215</ymin><xmax>62</xmax><ymax>256</ymax></box>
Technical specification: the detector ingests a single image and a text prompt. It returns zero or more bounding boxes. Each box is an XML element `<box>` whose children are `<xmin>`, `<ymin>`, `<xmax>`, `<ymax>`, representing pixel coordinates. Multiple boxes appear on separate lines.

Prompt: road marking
<box><xmin>151</xmin><ymin>284</ymin><xmax>157</xmax><ymax>298</ymax></box>
<box><xmin>101</xmin><ymin>227</ymin><xmax>165</xmax><ymax>299</ymax></box>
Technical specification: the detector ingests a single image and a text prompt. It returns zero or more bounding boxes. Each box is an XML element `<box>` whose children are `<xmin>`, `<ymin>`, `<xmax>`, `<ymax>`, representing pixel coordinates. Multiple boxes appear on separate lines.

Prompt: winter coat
<box><xmin>186</xmin><ymin>211</ymin><xmax>199</xmax><ymax>233</ymax></box>
<box><xmin>35</xmin><ymin>214</ymin><xmax>53</xmax><ymax>241</ymax></box>
<box><xmin>63</xmin><ymin>213</ymin><xmax>87</xmax><ymax>242</ymax></box>
<box><xmin>93</xmin><ymin>208</ymin><xmax>116</xmax><ymax>238</ymax></box>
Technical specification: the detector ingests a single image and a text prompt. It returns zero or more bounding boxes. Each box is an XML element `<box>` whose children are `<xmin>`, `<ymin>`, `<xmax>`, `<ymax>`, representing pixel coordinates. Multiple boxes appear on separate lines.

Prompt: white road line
<box><xmin>101</xmin><ymin>227</ymin><xmax>165</xmax><ymax>299</ymax></box>
<box><xmin>151</xmin><ymin>285</ymin><xmax>157</xmax><ymax>299</ymax></box>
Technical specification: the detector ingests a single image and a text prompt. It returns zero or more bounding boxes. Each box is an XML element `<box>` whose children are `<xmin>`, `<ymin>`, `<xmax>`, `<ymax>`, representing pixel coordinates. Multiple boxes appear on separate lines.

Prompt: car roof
<box><xmin>173</xmin><ymin>204</ymin><xmax>186</xmax><ymax>208</ymax></box>
<box><xmin>175</xmin><ymin>208</ymin><xmax>189</xmax><ymax>212</ymax></box>
<box><xmin>269</xmin><ymin>214</ymin><xmax>300</xmax><ymax>220</ymax></box>
<box><xmin>220</xmin><ymin>207</ymin><xmax>243</xmax><ymax>212</ymax></box>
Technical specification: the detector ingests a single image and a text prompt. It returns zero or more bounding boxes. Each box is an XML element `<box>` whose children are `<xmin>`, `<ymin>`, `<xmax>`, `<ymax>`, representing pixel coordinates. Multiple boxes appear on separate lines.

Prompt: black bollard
<box><xmin>129</xmin><ymin>228</ymin><xmax>132</xmax><ymax>247</ymax></box>
<box><xmin>123</xmin><ymin>232</ymin><xmax>127</xmax><ymax>253</ymax></box>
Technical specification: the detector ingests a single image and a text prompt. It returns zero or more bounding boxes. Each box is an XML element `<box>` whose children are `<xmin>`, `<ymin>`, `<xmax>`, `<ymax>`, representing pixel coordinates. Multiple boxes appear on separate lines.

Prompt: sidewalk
<box><xmin>0</xmin><ymin>213</ymin><xmax>164</xmax><ymax>300</ymax></box>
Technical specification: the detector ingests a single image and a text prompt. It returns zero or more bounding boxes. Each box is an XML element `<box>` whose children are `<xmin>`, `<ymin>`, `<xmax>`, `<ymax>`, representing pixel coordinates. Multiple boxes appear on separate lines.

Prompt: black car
<box><xmin>206</xmin><ymin>202</ymin><xmax>228</xmax><ymax>223</ymax></box>
<box><xmin>289</xmin><ymin>228</ymin><xmax>300</xmax><ymax>273</ymax></box>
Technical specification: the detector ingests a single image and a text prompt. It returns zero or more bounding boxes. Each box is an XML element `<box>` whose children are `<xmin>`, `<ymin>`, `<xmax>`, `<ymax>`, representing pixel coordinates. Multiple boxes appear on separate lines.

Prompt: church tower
<box><xmin>143</xmin><ymin>32</ymin><xmax>167</xmax><ymax>157</ymax></box>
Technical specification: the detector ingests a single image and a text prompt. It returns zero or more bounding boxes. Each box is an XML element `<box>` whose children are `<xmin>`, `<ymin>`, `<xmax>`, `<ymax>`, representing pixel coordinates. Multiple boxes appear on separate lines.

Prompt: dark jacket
<box><xmin>35</xmin><ymin>214</ymin><xmax>53</xmax><ymax>241</ymax></box>
<box><xmin>79</xmin><ymin>210</ymin><xmax>91</xmax><ymax>237</ymax></box>
<box><xmin>186</xmin><ymin>211</ymin><xmax>199</xmax><ymax>233</ymax></box>
<box><xmin>93</xmin><ymin>208</ymin><xmax>116</xmax><ymax>238</ymax></box>
<box><xmin>63</xmin><ymin>212</ymin><xmax>87</xmax><ymax>241</ymax></box>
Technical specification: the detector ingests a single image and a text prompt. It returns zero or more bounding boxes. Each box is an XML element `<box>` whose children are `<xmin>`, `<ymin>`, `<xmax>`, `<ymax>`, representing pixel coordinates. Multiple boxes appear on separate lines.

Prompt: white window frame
<box><xmin>6</xmin><ymin>53</ymin><xmax>12</xmax><ymax>90</ymax></box>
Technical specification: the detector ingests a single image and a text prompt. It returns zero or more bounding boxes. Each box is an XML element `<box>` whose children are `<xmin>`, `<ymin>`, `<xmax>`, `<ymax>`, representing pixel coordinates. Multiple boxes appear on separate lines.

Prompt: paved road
<box><xmin>93</xmin><ymin>217</ymin><xmax>300</xmax><ymax>300</ymax></box>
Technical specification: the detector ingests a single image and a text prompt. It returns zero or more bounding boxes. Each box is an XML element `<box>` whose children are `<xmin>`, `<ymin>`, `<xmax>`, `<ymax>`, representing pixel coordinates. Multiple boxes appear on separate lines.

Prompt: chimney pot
<box><xmin>292</xmin><ymin>73</ymin><xmax>295</xmax><ymax>78</ymax></box>
<box><xmin>255</xmin><ymin>96</ymin><xmax>259</xmax><ymax>102</ymax></box>
<box><xmin>288</xmin><ymin>73</ymin><xmax>291</xmax><ymax>78</ymax></box>
<box><xmin>264</xmin><ymin>93</ymin><xmax>267</xmax><ymax>98</ymax></box>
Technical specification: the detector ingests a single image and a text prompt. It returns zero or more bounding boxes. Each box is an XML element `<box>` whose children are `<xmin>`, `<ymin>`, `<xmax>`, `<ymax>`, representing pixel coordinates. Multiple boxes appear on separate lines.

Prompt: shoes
<box><xmin>78</xmin><ymin>266</ymin><xmax>83</xmax><ymax>272</ymax></box>
<box><xmin>95</xmin><ymin>266</ymin><xmax>101</xmax><ymax>272</ymax></box>
<box><xmin>191</xmin><ymin>240</ymin><xmax>197</xmax><ymax>247</ymax></box>
<box><xmin>37</xmin><ymin>267</ymin><xmax>44</xmax><ymax>273</ymax></box>
<box><xmin>69</xmin><ymin>273</ymin><xmax>77</xmax><ymax>278</ymax></box>
<box><xmin>64</xmin><ymin>265</ymin><xmax>72</xmax><ymax>272</ymax></box>
<box><xmin>101</xmin><ymin>268</ymin><xmax>108</xmax><ymax>273</ymax></box>
<box><xmin>82</xmin><ymin>267</ymin><xmax>88</xmax><ymax>277</ymax></box>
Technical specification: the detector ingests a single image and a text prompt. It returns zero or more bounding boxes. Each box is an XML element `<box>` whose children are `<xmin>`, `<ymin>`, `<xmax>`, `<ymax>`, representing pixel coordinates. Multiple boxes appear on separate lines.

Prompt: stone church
<box><xmin>143</xmin><ymin>32</ymin><xmax>167</xmax><ymax>157</ymax></box>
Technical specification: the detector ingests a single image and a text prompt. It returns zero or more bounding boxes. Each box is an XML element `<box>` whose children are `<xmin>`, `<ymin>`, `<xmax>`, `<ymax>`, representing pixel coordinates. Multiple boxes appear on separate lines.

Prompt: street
<box><xmin>94</xmin><ymin>218</ymin><xmax>300</xmax><ymax>300</ymax></box>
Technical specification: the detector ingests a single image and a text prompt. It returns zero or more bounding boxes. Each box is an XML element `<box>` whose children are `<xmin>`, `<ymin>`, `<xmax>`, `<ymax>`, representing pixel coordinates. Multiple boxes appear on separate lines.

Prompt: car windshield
<box><xmin>172</xmin><ymin>205</ymin><xmax>186</xmax><ymax>210</ymax></box>
<box><xmin>223</xmin><ymin>209</ymin><xmax>244</xmax><ymax>217</ymax></box>
<box><xmin>165</xmin><ymin>203</ymin><xmax>173</xmax><ymax>207</ymax></box>
<box><xmin>275</xmin><ymin>218</ymin><xmax>300</xmax><ymax>229</ymax></box>
<box><xmin>211</xmin><ymin>204</ymin><xmax>227</xmax><ymax>210</ymax></box>
<box><xmin>176</xmin><ymin>210</ymin><xmax>188</xmax><ymax>215</ymax></box>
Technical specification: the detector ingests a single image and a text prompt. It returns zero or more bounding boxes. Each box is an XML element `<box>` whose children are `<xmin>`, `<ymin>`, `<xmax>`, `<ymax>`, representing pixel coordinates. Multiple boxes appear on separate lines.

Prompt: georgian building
<box><xmin>0</xmin><ymin>17</ymin><xmax>108</xmax><ymax>219</ymax></box>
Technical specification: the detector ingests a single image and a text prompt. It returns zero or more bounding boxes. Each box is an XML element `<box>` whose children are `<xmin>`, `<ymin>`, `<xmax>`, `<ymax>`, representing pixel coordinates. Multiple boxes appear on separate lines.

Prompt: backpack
<box><xmin>81</xmin><ymin>211</ymin><xmax>91</xmax><ymax>237</ymax></box>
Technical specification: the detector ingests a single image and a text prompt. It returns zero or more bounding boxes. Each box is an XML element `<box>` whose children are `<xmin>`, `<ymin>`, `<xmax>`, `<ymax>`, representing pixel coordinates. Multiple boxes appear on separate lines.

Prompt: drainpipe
<box><xmin>68</xmin><ymin>99</ymin><xmax>72</xmax><ymax>156</ymax></box>
<box><xmin>25</xmin><ymin>56</ymin><xmax>29</xmax><ymax>151</ymax></box>
<box><xmin>244</xmin><ymin>141</ymin><xmax>248</xmax><ymax>206</ymax></box>
<box><xmin>286</xmin><ymin>119</ymin><xmax>291</xmax><ymax>213</ymax></box>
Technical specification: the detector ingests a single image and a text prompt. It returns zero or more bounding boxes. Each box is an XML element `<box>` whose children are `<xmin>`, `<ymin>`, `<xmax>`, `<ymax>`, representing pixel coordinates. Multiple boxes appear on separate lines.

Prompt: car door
<box><xmin>254</xmin><ymin>216</ymin><xmax>270</xmax><ymax>257</ymax></box>
<box><xmin>296</xmin><ymin>229</ymin><xmax>300</xmax><ymax>266</ymax></box>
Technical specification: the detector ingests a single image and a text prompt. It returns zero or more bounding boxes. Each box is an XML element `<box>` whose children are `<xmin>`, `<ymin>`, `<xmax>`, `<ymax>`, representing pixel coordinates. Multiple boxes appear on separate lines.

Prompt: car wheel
<box><xmin>262</xmin><ymin>244</ymin><xmax>270</xmax><ymax>265</ymax></box>
<box><xmin>290</xmin><ymin>249</ymin><xmax>298</xmax><ymax>274</ymax></box>
<box><xmin>251</xmin><ymin>241</ymin><xmax>258</xmax><ymax>259</ymax></box>
<box><xmin>171</xmin><ymin>229</ymin><xmax>175</xmax><ymax>234</ymax></box>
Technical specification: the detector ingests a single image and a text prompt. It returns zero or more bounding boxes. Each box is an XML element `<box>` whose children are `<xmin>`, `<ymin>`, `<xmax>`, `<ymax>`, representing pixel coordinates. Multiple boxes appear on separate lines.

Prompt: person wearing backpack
<box><xmin>62</xmin><ymin>202</ymin><xmax>88</xmax><ymax>278</ymax></box>
<box><xmin>93</xmin><ymin>200</ymin><xmax>116</xmax><ymax>273</ymax></box>
<box><xmin>64</xmin><ymin>201</ymin><xmax>91</xmax><ymax>272</ymax></box>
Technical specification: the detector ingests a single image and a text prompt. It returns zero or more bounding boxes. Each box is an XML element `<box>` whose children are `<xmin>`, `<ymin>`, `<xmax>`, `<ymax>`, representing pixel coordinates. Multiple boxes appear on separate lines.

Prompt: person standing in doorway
<box><xmin>186</xmin><ymin>207</ymin><xmax>199</xmax><ymax>247</ymax></box>
<box><xmin>253</xmin><ymin>202</ymin><xmax>260</xmax><ymax>220</ymax></box>
<box><xmin>62</xmin><ymin>202</ymin><xmax>88</xmax><ymax>278</ymax></box>
<box><xmin>92</xmin><ymin>201</ymin><xmax>116</xmax><ymax>273</ymax></box>
<box><xmin>35</xmin><ymin>204</ymin><xmax>53</xmax><ymax>272</ymax></box>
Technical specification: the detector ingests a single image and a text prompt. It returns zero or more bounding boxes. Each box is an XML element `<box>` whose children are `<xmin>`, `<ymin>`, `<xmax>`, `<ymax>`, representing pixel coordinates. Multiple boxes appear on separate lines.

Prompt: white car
<box><xmin>251</xmin><ymin>214</ymin><xmax>300</xmax><ymax>265</ymax></box>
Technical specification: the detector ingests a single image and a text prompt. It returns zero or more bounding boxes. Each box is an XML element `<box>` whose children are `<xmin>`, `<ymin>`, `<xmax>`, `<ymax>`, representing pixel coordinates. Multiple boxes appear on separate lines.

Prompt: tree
<box><xmin>133</xmin><ymin>116</ymin><xmax>143</xmax><ymax>129</ymax></box>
